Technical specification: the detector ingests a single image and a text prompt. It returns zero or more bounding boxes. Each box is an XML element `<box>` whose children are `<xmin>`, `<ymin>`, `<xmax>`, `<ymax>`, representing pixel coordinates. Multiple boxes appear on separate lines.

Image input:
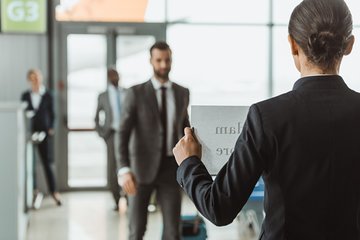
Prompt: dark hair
<box><xmin>107</xmin><ymin>68</ymin><xmax>118</xmax><ymax>78</ymax></box>
<box><xmin>288</xmin><ymin>0</ymin><xmax>352</xmax><ymax>70</ymax></box>
<box><xmin>150</xmin><ymin>41</ymin><xmax>171</xmax><ymax>57</ymax></box>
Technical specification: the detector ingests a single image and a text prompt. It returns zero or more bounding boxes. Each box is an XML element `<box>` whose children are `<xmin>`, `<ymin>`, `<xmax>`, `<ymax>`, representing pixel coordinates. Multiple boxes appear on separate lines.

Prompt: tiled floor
<box><xmin>26</xmin><ymin>191</ymin><xmax>261</xmax><ymax>240</ymax></box>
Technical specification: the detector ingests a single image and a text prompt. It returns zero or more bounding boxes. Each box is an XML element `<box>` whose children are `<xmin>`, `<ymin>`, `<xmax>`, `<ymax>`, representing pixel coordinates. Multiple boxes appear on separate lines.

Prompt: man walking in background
<box><xmin>118</xmin><ymin>41</ymin><xmax>190</xmax><ymax>239</ymax></box>
<box><xmin>95</xmin><ymin>68</ymin><xmax>125</xmax><ymax>211</ymax></box>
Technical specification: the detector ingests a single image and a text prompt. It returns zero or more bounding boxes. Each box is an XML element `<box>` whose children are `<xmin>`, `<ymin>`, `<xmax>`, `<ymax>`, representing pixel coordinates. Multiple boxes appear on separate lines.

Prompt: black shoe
<box><xmin>51</xmin><ymin>192</ymin><xmax>62</xmax><ymax>206</ymax></box>
<box><xmin>56</xmin><ymin>200</ymin><xmax>62</xmax><ymax>206</ymax></box>
<box><xmin>113</xmin><ymin>205</ymin><xmax>119</xmax><ymax>211</ymax></box>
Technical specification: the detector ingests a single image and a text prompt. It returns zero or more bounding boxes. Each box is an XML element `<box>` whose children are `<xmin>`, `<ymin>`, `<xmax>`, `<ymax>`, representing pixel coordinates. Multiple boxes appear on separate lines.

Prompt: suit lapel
<box><xmin>37</xmin><ymin>93</ymin><xmax>46</xmax><ymax>111</ymax></box>
<box><xmin>172</xmin><ymin>83</ymin><xmax>182</xmax><ymax>120</ymax></box>
<box><xmin>26</xmin><ymin>92</ymin><xmax>35</xmax><ymax>110</ymax></box>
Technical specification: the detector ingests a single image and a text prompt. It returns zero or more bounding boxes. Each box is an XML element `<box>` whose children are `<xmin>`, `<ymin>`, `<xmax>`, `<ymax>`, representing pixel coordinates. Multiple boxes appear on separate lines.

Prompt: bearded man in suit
<box><xmin>118</xmin><ymin>41</ymin><xmax>190</xmax><ymax>240</ymax></box>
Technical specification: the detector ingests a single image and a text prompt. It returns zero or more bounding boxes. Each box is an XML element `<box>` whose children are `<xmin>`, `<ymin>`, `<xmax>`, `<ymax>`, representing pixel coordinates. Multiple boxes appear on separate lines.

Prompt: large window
<box><xmin>167</xmin><ymin>0</ymin><xmax>269</xmax><ymax>24</ymax></box>
<box><xmin>165</xmin><ymin>0</ymin><xmax>360</xmax><ymax>103</ymax></box>
<box><xmin>168</xmin><ymin>25</ymin><xmax>269</xmax><ymax>106</ymax></box>
<box><xmin>57</xmin><ymin>0</ymin><xmax>360</xmax><ymax>98</ymax></box>
<box><xmin>272</xmin><ymin>26</ymin><xmax>299</xmax><ymax>96</ymax></box>
<box><xmin>273</xmin><ymin>1</ymin><xmax>302</xmax><ymax>24</ymax></box>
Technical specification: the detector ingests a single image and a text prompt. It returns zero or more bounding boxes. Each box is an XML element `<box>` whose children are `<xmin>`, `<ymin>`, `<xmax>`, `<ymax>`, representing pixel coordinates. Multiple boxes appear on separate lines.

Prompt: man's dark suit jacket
<box><xmin>94</xmin><ymin>88</ymin><xmax>126</xmax><ymax>140</ymax></box>
<box><xmin>177</xmin><ymin>75</ymin><xmax>360</xmax><ymax>240</ymax></box>
<box><xmin>120</xmin><ymin>80</ymin><xmax>190</xmax><ymax>184</ymax></box>
<box><xmin>21</xmin><ymin>90</ymin><xmax>54</xmax><ymax>132</ymax></box>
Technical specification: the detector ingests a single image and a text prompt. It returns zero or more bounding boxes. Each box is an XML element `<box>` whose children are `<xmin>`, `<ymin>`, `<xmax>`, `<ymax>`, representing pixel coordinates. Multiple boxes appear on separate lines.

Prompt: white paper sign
<box><xmin>191</xmin><ymin>106</ymin><xmax>249</xmax><ymax>175</ymax></box>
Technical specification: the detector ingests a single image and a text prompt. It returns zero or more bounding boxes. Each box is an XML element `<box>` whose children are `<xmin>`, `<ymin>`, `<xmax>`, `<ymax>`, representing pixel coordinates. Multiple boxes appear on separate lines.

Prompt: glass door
<box><xmin>56</xmin><ymin>23</ymin><xmax>166</xmax><ymax>190</ymax></box>
<box><xmin>66</xmin><ymin>34</ymin><xmax>108</xmax><ymax>187</ymax></box>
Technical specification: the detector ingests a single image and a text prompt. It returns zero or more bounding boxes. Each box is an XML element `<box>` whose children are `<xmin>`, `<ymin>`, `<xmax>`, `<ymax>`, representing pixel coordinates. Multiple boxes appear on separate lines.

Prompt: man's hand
<box><xmin>48</xmin><ymin>128</ymin><xmax>55</xmax><ymax>136</ymax></box>
<box><xmin>173</xmin><ymin>127</ymin><xmax>202</xmax><ymax>166</ymax></box>
<box><xmin>118</xmin><ymin>172</ymin><xmax>137</xmax><ymax>196</ymax></box>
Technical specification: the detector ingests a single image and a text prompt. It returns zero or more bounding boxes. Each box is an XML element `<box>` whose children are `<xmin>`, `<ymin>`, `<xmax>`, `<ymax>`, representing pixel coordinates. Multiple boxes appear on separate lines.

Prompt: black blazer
<box><xmin>21</xmin><ymin>90</ymin><xmax>55</xmax><ymax>132</ymax></box>
<box><xmin>177</xmin><ymin>75</ymin><xmax>360</xmax><ymax>240</ymax></box>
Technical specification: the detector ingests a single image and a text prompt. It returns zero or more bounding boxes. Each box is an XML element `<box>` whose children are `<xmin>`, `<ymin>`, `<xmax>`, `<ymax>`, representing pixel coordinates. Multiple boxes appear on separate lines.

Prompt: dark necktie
<box><xmin>160</xmin><ymin>86</ymin><xmax>167</xmax><ymax>159</ymax></box>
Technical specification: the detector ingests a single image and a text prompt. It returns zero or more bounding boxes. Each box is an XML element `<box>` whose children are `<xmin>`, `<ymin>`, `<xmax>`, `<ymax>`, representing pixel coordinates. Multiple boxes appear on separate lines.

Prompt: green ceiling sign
<box><xmin>1</xmin><ymin>0</ymin><xmax>47</xmax><ymax>33</ymax></box>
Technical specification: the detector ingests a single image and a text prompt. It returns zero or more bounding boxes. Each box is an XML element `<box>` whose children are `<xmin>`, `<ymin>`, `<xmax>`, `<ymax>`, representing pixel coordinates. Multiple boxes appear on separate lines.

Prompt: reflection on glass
<box><xmin>116</xmin><ymin>35</ymin><xmax>156</xmax><ymax>87</ymax></box>
<box><xmin>167</xmin><ymin>25</ymin><xmax>269</xmax><ymax>106</ymax></box>
<box><xmin>68</xmin><ymin>132</ymin><xmax>107</xmax><ymax>187</ymax></box>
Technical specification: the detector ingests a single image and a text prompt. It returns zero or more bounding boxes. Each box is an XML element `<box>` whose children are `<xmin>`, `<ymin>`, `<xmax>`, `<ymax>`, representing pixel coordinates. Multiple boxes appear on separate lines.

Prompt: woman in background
<box><xmin>21</xmin><ymin>69</ymin><xmax>62</xmax><ymax>207</ymax></box>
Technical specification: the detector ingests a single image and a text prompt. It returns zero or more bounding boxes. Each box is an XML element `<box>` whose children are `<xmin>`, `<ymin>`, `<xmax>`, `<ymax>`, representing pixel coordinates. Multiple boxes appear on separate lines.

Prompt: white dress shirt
<box><xmin>30</xmin><ymin>85</ymin><xmax>46</xmax><ymax>110</ymax></box>
<box><xmin>107</xmin><ymin>84</ymin><xmax>121</xmax><ymax>131</ymax></box>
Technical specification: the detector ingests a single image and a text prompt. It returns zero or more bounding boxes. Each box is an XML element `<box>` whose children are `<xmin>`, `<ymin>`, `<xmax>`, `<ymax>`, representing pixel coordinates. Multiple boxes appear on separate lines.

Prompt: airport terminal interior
<box><xmin>1</xmin><ymin>0</ymin><xmax>360</xmax><ymax>239</ymax></box>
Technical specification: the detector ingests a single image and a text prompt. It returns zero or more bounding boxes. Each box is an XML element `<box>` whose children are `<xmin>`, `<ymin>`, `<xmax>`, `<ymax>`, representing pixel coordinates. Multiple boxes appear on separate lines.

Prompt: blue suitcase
<box><xmin>181</xmin><ymin>215</ymin><xmax>207</xmax><ymax>240</ymax></box>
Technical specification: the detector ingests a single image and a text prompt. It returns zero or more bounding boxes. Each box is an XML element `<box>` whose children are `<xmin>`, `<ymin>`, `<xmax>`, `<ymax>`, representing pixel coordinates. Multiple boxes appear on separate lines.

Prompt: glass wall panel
<box><xmin>273</xmin><ymin>0</ymin><xmax>360</xmax><ymax>25</ymax></box>
<box><xmin>68</xmin><ymin>132</ymin><xmax>107</xmax><ymax>187</ymax></box>
<box><xmin>273</xmin><ymin>0</ymin><xmax>302</xmax><ymax>24</ymax></box>
<box><xmin>167</xmin><ymin>25</ymin><xmax>269</xmax><ymax>106</ymax></box>
<box><xmin>67</xmin><ymin>34</ymin><xmax>107</xmax><ymax>129</ymax></box>
<box><xmin>116</xmin><ymin>35</ymin><xmax>156</xmax><ymax>88</ymax></box>
<box><xmin>273</xmin><ymin>27</ymin><xmax>300</xmax><ymax>96</ymax></box>
<box><xmin>167</xmin><ymin>0</ymin><xmax>269</xmax><ymax>24</ymax></box>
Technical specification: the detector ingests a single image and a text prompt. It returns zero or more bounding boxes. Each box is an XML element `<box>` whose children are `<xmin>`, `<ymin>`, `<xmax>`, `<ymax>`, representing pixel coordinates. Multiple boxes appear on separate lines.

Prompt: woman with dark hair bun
<box><xmin>288</xmin><ymin>0</ymin><xmax>354</xmax><ymax>72</ymax></box>
<box><xmin>173</xmin><ymin>0</ymin><xmax>360</xmax><ymax>239</ymax></box>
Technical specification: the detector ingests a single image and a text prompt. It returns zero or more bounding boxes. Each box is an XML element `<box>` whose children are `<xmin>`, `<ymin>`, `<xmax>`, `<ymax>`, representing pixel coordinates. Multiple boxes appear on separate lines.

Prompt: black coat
<box><xmin>177</xmin><ymin>75</ymin><xmax>360</xmax><ymax>240</ymax></box>
<box><xmin>21</xmin><ymin>90</ymin><xmax>55</xmax><ymax>132</ymax></box>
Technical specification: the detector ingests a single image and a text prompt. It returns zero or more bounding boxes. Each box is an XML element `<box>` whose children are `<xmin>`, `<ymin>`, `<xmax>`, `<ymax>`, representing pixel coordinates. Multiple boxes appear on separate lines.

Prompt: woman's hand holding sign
<box><xmin>173</xmin><ymin>127</ymin><xmax>202</xmax><ymax>166</ymax></box>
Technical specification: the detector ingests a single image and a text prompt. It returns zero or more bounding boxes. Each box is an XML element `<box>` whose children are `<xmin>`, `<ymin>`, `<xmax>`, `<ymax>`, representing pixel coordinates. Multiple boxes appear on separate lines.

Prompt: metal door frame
<box><xmin>53</xmin><ymin>22</ymin><xmax>166</xmax><ymax>191</ymax></box>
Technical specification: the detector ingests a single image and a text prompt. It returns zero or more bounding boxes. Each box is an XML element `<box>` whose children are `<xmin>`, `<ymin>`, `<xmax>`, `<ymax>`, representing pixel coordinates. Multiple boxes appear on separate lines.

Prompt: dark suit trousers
<box><xmin>128</xmin><ymin>156</ymin><xmax>181</xmax><ymax>240</ymax></box>
<box><xmin>35</xmin><ymin>135</ymin><xmax>56</xmax><ymax>193</ymax></box>
<box><xmin>105</xmin><ymin>131</ymin><xmax>121</xmax><ymax>206</ymax></box>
